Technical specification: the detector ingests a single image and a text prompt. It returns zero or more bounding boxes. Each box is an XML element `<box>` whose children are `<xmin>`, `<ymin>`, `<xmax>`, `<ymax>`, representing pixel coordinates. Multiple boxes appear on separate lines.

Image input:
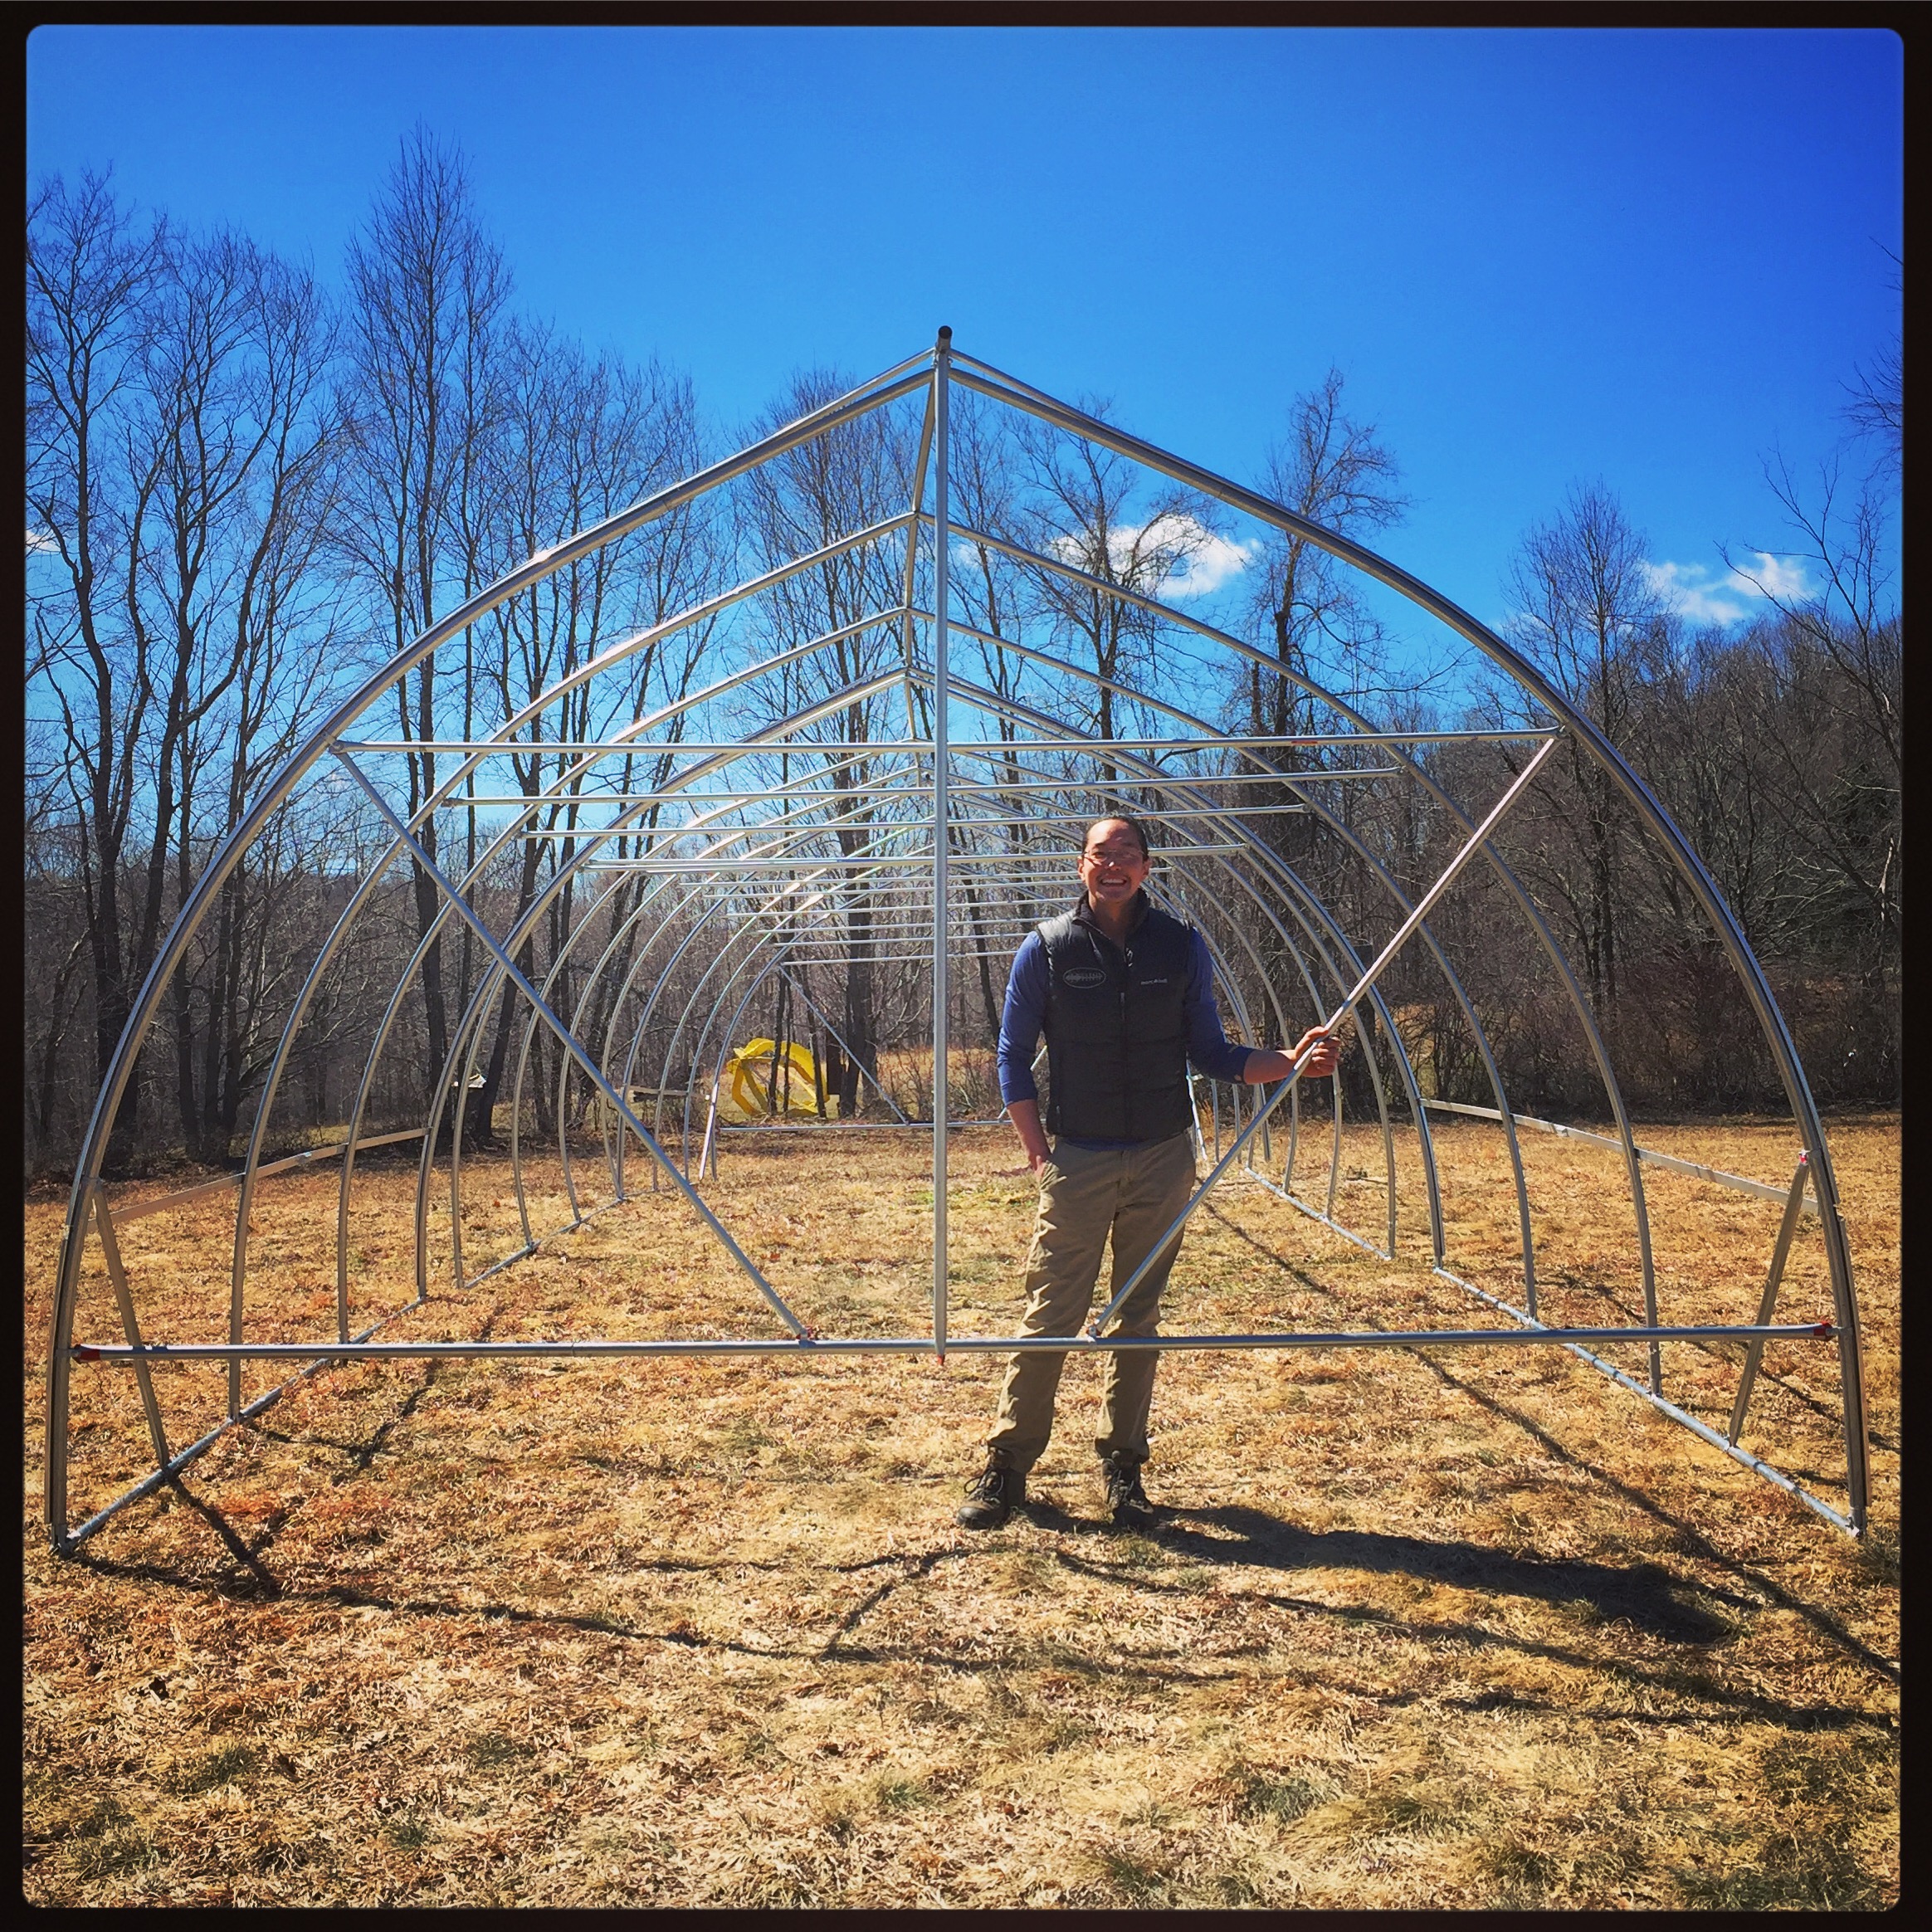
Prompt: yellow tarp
<box><xmin>715</xmin><ymin>1038</ymin><xmax>827</xmax><ymax>1121</ymax></box>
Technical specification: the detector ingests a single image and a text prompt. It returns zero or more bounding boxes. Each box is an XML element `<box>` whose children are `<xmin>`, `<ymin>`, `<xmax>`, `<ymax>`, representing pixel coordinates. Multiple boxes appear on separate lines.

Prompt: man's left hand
<box><xmin>1291</xmin><ymin>1027</ymin><xmax>1340</xmax><ymax>1080</ymax></box>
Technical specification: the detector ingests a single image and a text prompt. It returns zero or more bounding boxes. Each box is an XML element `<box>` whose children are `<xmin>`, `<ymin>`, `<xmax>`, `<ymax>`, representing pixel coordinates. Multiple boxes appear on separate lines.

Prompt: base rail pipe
<box><xmin>74</xmin><ymin>1320</ymin><xmax>1837</xmax><ymax>1364</ymax></box>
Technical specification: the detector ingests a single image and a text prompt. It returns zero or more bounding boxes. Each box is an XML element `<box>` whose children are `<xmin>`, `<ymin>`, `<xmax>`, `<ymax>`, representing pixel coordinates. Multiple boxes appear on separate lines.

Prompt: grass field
<box><xmin>23</xmin><ymin>1113</ymin><xmax>1898</xmax><ymax>1907</ymax></box>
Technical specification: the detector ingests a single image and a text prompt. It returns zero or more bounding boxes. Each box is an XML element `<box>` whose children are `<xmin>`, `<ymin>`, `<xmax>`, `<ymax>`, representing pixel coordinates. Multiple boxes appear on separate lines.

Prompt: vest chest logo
<box><xmin>1059</xmin><ymin>967</ymin><xmax>1108</xmax><ymax>989</ymax></box>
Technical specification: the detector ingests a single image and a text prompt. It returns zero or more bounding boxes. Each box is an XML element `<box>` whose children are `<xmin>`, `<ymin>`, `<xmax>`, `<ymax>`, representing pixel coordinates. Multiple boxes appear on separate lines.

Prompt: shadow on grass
<box><xmin>1034</xmin><ymin>1536</ymin><xmax>1893</xmax><ymax>1738</ymax></box>
<box><xmin>65</xmin><ymin>1500</ymin><xmax>1893</xmax><ymax>1743</ymax></box>
<box><xmin>1201</xmin><ymin>1197</ymin><xmax>1895</xmax><ymax>1686</ymax></box>
<box><xmin>251</xmin><ymin>1339</ymin><xmax>451</xmax><ymax>1481</ymax></box>
<box><xmin>70</xmin><ymin>1305</ymin><xmax>506</xmax><ymax>1603</ymax></box>
<box><xmin>57</xmin><ymin>1329</ymin><xmax>1893</xmax><ymax>1735</ymax></box>
<box><xmin>1413</xmin><ymin>1354</ymin><xmax>1899</xmax><ymax>1686</ymax></box>
<box><xmin>1141</xmin><ymin>1504</ymin><xmax>1736</xmax><ymax>1642</ymax></box>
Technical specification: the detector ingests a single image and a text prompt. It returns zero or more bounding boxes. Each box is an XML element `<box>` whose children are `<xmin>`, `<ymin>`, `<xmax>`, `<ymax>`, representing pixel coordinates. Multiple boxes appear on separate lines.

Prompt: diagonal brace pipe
<box><xmin>1086</xmin><ymin>733</ymin><xmax>1563</xmax><ymax>1339</ymax></box>
<box><xmin>1728</xmin><ymin>1153</ymin><xmax>1812</xmax><ymax>1445</ymax></box>
<box><xmin>330</xmin><ymin>749</ymin><xmax>811</xmax><ymax>1339</ymax></box>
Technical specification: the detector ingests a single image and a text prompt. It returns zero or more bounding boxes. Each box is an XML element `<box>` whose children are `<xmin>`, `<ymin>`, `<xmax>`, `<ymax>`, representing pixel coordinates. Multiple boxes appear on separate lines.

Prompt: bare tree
<box><xmin>1721</xmin><ymin>453</ymin><xmax>1900</xmax><ymax>955</ymax></box>
<box><xmin>544</xmin><ymin>361</ymin><xmax>722</xmax><ymax>1136</ymax></box>
<box><xmin>117</xmin><ymin>231</ymin><xmax>341</xmax><ymax>1164</ymax></box>
<box><xmin>1843</xmin><ymin>246</ymin><xmax>1902</xmax><ymax>480</ymax></box>
<box><xmin>178</xmin><ymin>283</ymin><xmax>344</xmax><ymax>1161</ymax></box>
<box><xmin>736</xmin><ymin>370</ymin><xmax>916</xmax><ymax>1115</ymax></box>
<box><xmin>22</xmin><ymin>836</ymin><xmax>92</xmax><ymax>1167</ymax></box>
<box><xmin>1502</xmin><ymin>483</ymin><xmax>1671</xmax><ymax>1015</ymax></box>
<box><xmin>29</xmin><ymin>177</ymin><xmax>342</xmax><ymax>1172</ymax></box>
<box><xmin>1247</xmin><ymin>367</ymin><xmax>1408</xmax><ymax>741</ymax></box>
<box><xmin>1014</xmin><ymin>400</ymin><xmax>1216</xmax><ymax>787</ymax></box>
<box><xmin>471</xmin><ymin>326</ymin><xmax>720</xmax><ymax>1144</ymax></box>
<box><xmin>27</xmin><ymin>173</ymin><xmax>170</xmax><ymax>1170</ymax></box>
<box><xmin>335</xmin><ymin>126</ymin><xmax>510</xmax><ymax>1103</ymax></box>
<box><xmin>944</xmin><ymin>388</ymin><xmax>1037</xmax><ymax>1030</ymax></box>
<box><xmin>1233</xmin><ymin>367</ymin><xmax>1411</xmax><ymax>936</ymax></box>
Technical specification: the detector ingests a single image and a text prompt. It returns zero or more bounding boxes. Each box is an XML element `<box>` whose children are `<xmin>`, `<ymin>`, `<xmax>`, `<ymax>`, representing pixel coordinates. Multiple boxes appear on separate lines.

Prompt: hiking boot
<box><xmin>1102</xmin><ymin>1454</ymin><xmax>1158</xmax><ymax>1530</ymax></box>
<box><xmin>958</xmin><ymin>1459</ymin><xmax>1024</xmax><ymax>1530</ymax></box>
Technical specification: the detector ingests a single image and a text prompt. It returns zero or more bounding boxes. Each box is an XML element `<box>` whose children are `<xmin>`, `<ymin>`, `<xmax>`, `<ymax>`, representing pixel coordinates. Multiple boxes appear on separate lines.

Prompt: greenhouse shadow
<box><xmin>1142</xmin><ymin>1503</ymin><xmax>1738</xmax><ymax>1643</ymax></box>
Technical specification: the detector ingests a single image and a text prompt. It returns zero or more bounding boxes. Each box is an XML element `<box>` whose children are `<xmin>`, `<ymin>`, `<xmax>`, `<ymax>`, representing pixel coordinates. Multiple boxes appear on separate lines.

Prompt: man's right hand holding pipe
<box><xmin>1242</xmin><ymin>1025</ymin><xmax>1341</xmax><ymax>1086</ymax></box>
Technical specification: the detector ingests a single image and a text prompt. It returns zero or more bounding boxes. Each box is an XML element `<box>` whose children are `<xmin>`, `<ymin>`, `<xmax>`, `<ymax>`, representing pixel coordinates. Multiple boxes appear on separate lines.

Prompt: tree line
<box><xmin>25</xmin><ymin>133</ymin><xmax>1900</xmax><ymax>1179</ymax></box>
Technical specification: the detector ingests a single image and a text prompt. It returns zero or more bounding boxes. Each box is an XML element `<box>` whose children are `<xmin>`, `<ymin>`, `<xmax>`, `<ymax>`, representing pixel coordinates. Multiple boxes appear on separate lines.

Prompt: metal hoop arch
<box><xmin>46</xmin><ymin>334</ymin><xmax>1869</xmax><ymax>1553</ymax></box>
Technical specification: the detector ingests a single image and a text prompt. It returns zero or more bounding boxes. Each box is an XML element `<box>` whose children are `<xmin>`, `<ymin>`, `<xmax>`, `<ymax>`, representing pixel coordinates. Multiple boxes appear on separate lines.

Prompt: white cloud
<box><xmin>1164</xmin><ymin>526</ymin><xmax>1261</xmax><ymax>600</ymax></box>
<box><xmin>1045</xmin><ymin>515</ymin><xmax>1258</xmax><ymax>603</ymax></box>
<box><xmin>1740</xmin><ymin>551</ymin><xmax>1809</xmax><ymax>600</ymax></box>
<box><xmin>1640</xmin><ymin>552</ymin><xmax>1808</xmax><ymax>628</ymax></box>
<box><xmin>1640</xmin><ymin>560</ymin><xmax>1749</xmax><ymax>626</ymax></box>
<box><xmin>26</xmin><ymin>527</ymin><xmax>57</xmax><ymax>555</ymax></box>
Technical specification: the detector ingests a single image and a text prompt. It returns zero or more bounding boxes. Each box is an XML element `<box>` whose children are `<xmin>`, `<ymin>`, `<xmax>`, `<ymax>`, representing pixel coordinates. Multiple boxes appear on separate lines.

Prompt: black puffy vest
<box><xmin>1038</xmin><ymin>894</ymin><xmax>1196</xmax><ymax>1144</ymax></box>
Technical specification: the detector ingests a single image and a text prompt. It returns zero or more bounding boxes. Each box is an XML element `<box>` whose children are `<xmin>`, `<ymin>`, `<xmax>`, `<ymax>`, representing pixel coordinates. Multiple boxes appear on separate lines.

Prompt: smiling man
<box><xmin>960</xmin><ymin>815</ymin><xmax>1341</xmax><ymax>1531</ymax></box>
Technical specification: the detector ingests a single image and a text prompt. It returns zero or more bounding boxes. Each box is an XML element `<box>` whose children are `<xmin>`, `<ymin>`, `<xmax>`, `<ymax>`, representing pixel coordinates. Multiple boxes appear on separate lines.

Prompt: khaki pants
<box><xmin>985</xmin><ymin>1130</ymin><xmax>1198</xmax><ymax>1473</ymax></box>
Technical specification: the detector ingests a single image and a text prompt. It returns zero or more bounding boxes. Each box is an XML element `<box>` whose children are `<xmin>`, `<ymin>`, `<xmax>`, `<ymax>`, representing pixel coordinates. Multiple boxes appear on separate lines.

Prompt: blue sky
<box><xmin>27</xmin><ymin>23</ymin><xmax>1902</xmax><ymax>635</ymax></box>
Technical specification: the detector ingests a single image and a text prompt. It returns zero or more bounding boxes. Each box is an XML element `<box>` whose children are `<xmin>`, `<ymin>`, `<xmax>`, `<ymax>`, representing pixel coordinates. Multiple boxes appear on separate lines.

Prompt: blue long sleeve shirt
<box><xmin>996</xmin><ymin>915</ymin><xmax>1255</xmax><ymax>1149</ymax></box>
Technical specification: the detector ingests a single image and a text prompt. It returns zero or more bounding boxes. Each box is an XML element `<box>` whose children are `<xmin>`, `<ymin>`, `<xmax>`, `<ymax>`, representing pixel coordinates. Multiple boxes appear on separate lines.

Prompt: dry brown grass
<box><xmin>24</xmin><ymin>1114</ymin><xmax>1897</xmax><ymax>1906</ymax></box>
